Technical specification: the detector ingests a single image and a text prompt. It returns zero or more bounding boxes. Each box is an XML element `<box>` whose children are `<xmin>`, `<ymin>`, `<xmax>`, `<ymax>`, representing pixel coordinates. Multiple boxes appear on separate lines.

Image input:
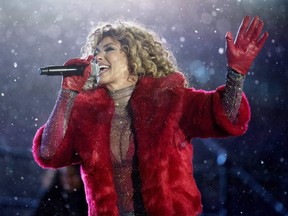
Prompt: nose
<box><xmin>94</xmin><ymin>51</ymin><xmax>104</xmax><ymax>63</ymax></box>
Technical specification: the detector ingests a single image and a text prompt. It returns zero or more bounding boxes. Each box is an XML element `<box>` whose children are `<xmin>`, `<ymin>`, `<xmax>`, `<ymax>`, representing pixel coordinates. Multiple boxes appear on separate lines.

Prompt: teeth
<box><xmin>99</xmin><ymin>65</ymin><xmax>110</xmax><ymax>70</ymax></box>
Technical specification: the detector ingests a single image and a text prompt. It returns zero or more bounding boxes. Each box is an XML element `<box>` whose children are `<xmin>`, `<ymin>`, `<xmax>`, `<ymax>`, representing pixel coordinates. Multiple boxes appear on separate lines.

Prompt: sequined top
<box><xmin>223</xmin><ymin>67</ymin><xmax>245</xmax><ymax>123</ymax></box>
<box><xmin>109</xmin><ymin>85</ymin><xmax>136</xmax><ymax>214</ymax></box>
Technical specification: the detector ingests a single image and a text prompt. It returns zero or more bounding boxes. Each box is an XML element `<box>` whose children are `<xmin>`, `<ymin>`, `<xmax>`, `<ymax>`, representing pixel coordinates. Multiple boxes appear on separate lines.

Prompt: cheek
<box><xmin>113</xmin><ymin>53</ymin><xmax>128</xmax><ymax>67</ymax></box>
<box><xmin>111</xmin><ymin>59</ymin><xmax>129</xmax><ymax>74</ymax></box>
<box><xmin>96</xmin><ymin>73</ymin><xmax>110</xmax><ymax>84</ymax></box>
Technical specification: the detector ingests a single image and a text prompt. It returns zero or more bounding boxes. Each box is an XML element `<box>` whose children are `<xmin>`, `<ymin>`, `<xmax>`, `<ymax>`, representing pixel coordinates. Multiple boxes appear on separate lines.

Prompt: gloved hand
<box><xmin>61</xmin><ymin>55</ymin><xmax>94</xmax><ymax>92</ymax></box>
<box><xmin>225</xmin><ymin>16</ymin><xmax>269</xmax><ymax>75</ymax></box>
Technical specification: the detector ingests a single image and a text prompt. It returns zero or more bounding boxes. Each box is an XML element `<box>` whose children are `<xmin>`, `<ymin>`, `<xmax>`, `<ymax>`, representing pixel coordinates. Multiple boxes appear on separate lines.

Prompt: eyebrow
<box><xmin>103</xmin><ymin>43</ymin><xmax>116</xmax><ymax>48</ymax></box>
<box><xmin>95</xmin><ymin>43</ymin><xmax>116</xmax><ymax>52</ymax></box>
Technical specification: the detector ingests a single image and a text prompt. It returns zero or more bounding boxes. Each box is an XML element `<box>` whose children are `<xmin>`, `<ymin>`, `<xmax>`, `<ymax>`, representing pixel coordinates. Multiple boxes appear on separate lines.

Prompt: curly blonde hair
<box><xmin>82</xmin><ymin>20</ymin><xmax>178</xmax><ymax>90</ymax></box>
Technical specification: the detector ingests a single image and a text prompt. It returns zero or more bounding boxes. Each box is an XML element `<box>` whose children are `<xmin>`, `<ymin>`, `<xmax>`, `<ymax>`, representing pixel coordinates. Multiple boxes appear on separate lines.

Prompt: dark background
<box><xmin>0</xmin><ymin>0</ymin><xmax>287</xmax><ymax>215</ymax></box>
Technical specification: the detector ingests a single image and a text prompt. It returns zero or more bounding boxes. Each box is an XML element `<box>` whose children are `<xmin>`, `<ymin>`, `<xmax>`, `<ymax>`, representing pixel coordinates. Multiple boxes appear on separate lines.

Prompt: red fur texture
<box><xmin>33</xmin><ymin>72</ymin><xmax>250</xmax><ymax>216</ymax></box>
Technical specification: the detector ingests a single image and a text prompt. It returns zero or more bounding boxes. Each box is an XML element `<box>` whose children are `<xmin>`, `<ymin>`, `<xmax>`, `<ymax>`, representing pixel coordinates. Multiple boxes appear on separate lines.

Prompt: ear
<box><xmin>128</xmin><ymin>74</ymin><xmax>139</xmax><ymax>84</ymax></box>
<box><xmin>121</xmin><ymin>44</ymin><xmax>130</xmax><ymax>56</ymax></box>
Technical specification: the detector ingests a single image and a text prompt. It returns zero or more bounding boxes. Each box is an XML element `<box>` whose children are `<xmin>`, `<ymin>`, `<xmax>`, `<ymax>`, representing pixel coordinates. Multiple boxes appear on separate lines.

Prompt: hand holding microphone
<box><xmin>61</xmin><ymin>55</ymin><xmax>95</xmax><ymax>92</ymax></box>
<box><xmin>39</xmin><ymin>55</ymin><xmax>99</xmax><ymax>92</ymax></box>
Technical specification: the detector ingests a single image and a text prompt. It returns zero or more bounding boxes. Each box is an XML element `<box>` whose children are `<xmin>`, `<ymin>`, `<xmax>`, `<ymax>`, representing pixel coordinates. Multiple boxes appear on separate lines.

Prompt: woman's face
<box><xmin>95</xmin><ymin>36</ymin><xmax>134</xmax><ymax>91</ymax></box>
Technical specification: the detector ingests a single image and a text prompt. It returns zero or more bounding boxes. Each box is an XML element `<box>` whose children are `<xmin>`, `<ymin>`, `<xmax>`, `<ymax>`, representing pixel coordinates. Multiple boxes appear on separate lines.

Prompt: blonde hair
<box><xmin>82</xmin><ymin>20</ymin><xmax>178</xmax><ymax>90</ymax></box>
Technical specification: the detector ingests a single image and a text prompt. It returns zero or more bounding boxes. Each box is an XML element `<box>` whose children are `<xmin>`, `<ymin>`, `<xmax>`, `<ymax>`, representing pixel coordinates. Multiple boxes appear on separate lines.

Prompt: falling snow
<box><xmin>0</xmin><ymin>0</ymin><xmax>287</xmax><ymax>215</ymax></box>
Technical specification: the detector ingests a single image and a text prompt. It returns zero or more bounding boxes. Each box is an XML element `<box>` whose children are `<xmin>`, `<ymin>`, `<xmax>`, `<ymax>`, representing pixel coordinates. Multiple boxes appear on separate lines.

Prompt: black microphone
<box><xmin>39</xmin><ymin>63</ymin><xmax>99</xmax><ymax>77</ymax></box>
<box><xmin>39</xmin><ymin>65</ymin><xmax>85</xmax><ymax>76</ymax></box>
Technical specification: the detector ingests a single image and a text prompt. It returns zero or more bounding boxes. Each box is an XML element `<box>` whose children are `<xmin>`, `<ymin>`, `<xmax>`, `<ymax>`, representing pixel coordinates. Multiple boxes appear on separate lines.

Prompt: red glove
<box><xmin>61</xmin><ymin>55</ymin><xmax>94</xmax><ymax>92</ymax></box>
<box><xmin>226</xmin><ymin>16</ymin><xmax>269</xmax><ymax>75</ymax></box>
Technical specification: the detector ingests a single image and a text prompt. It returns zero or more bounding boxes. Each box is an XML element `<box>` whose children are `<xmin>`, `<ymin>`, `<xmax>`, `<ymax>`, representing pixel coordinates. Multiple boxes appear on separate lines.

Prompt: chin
<box><xmin>96</xmin><ymin>78</ymin><xmax>104</xmax><ymax>85</ymax></box>
<box><xmin>96</xmin><ymin>80</ymin><xmax>109</xmax><ymax>88</ymax></box>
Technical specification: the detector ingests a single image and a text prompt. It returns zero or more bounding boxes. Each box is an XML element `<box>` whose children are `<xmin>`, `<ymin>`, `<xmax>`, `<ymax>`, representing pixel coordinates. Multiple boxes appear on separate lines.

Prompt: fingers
<box><xmin>251</xmin><ymin>20</ymin><xmax>264</xmax><ymax>41</ymax></box>
<box><xmin>246</xmin><ymin>16</ymin><xmax>268</xmax><ymax>49</ymax></box>
<box><xmin>63</xmin><ymin>58</ymin><xmax>77</xmax><ymax>66</ymax></box>
<box><xmin>236</xmin><ymin>16</ymin><xmax>251</xmax><ymax>39</ymax></box>
<box><xmin>64</xmin><ymin>57</ymin><xmax>92</xmax><ymax>66</ymax></box>
<box><xmin>225</xmin><ymin>32</ymin><xmax>235</xmax><ymax>53</ymax></box>
<box><xmin>85</xmin><ymin>55</ymin><xmax>95</xmax><ymax>62</ymax></box>
<box><xmin>256</xmin><ymin>31</ymin><xmax>269</xmax><ymax>49</ymax></box>
<box><xmin>235</xmin><ymin>16</ymin><xmax>267</xmax><ymax>48</ymax></box>
<box><xmin>245</xmin><ymin>16</ymin><xmax>260</xmax><ymax>39</ymax></box>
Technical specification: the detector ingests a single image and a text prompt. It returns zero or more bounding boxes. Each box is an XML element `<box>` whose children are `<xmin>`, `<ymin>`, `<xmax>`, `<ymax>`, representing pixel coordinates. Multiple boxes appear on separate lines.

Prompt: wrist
<box><xmin>227</xmin><ymin>62</ymin><xmax>250</xmax><ymax>75</ymax></box>
<box><xmin>227</xmin><ymin>67</ymin><xmax>246</xmax><ymax>79</ymax></box>
<box><xmin>60</xmin><ymin>88</ymin><xmax>79</xmax><ymax>95</ymax></box>
<box><xmin>61</xmin><ymin>78</ymin><xmax>84</xmax><ymax>93</ymax></box>
<box><xmin>223</xmin><ymin>67</ymin><xmax>245</xmax><ymax>122</ymax></box>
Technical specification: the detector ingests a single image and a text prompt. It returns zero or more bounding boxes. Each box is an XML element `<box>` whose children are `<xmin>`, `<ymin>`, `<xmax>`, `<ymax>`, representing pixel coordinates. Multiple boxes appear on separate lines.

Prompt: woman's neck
<box><xmin>108</xmin><ymin>85</ymin><xmax>135</xmax><ymax>107</ymax></box>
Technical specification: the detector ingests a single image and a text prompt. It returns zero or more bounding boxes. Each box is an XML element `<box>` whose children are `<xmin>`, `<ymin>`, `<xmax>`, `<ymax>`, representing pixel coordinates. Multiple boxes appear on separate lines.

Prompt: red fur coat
<box><xmin>33</xmin><ymin>72</ymin><xmax>250</xmax><ymax>216</ymax></box>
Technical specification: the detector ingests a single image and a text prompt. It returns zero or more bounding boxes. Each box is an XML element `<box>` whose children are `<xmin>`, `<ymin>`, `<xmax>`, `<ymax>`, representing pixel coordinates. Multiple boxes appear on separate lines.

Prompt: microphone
<box><xmin>39</xmin><ymin>65</ymin><xmax>85</xmax><ymax>76</ymax></box>
<box><xmin>39</xmin><ymin>63</ymin><xmax>99</xmax><ymax>77</ymax></box>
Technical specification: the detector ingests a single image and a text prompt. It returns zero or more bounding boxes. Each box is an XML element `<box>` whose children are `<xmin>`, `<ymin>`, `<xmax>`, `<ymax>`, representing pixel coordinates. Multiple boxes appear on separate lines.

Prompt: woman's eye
<box><xmin>94</xmin><ymin>46</ymin><xmax>115</xmax><ymax>56</ymax></box>
<box><xmin>104</xmin><ymin>47</ymin><xmax>115</xmax><ymax>52</ymax></box>
<box><xmin>93</xmin><ymin>50</ymin><xmax>99</xmax><ymax>56</ymax></box>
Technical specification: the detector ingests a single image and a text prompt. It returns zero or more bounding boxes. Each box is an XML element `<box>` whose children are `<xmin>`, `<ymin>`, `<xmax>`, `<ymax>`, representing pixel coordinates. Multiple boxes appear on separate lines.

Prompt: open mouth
<box><xmin>98</xmin><ymin>65</ymin><xmax>110</xmax><ymax>76</ymax></box>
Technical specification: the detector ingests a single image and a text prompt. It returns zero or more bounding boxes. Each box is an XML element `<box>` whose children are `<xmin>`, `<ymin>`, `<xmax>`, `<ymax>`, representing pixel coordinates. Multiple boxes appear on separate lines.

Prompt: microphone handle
<box><xmin>39</xmin><ymin>65</ymin><xmax>85</xmax><ymax>76</ymax></box>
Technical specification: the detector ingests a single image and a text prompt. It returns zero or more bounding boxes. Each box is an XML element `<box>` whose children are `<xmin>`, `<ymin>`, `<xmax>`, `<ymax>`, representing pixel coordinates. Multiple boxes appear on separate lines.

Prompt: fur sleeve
<box><xmin>213</xmin><ymin>85</ymin><xmax>250</xmax><ymax>136</ymax></box>
<box><xmin>32</xmin><ymin>123</ymin><xmax>81</xmax><ymax>169</ymax></box>
<box><xmin>179</xmin><ymin>85</ymin><xmax>250</xmax><ymax>139</ymax></box>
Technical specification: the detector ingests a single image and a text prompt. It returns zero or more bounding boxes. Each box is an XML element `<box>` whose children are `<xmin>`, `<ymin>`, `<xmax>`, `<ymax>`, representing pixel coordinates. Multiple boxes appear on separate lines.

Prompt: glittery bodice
<box><xmin>109</xmin><ymin>85</ymin><xmax>136</xmax><ymax>214</ymax></box>
<box><xmin>40</xmin><ymin>85</ymin><xmax>143</xmax><ymax>214</ymax></box>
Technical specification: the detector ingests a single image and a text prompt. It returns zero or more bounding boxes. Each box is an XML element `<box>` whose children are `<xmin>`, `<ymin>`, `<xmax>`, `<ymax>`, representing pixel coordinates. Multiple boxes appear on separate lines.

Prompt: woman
<box><xmin>33</xmin><ymin>16</ymin><xmax>268</xmax><ymax>216</ymax></box>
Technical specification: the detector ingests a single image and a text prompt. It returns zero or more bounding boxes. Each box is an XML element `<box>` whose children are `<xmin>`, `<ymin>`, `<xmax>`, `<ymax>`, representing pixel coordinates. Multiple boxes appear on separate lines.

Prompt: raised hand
<box><xmin>61</xmin><ymin>55</ymin><xmax>94</xmax><ymax>92</ymax></box>
<box><xmin>225</xmin><ymin>16</ymin><xmax>269</xmax><ymax>75</ymax></box>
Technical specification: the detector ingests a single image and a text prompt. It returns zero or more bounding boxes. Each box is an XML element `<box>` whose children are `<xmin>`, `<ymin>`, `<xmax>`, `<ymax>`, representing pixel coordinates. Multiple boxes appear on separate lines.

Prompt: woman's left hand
<box><xmin>225</xmin><ymin>16</ymin><xmax>269</xmax><ymax>75</ymax></box>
